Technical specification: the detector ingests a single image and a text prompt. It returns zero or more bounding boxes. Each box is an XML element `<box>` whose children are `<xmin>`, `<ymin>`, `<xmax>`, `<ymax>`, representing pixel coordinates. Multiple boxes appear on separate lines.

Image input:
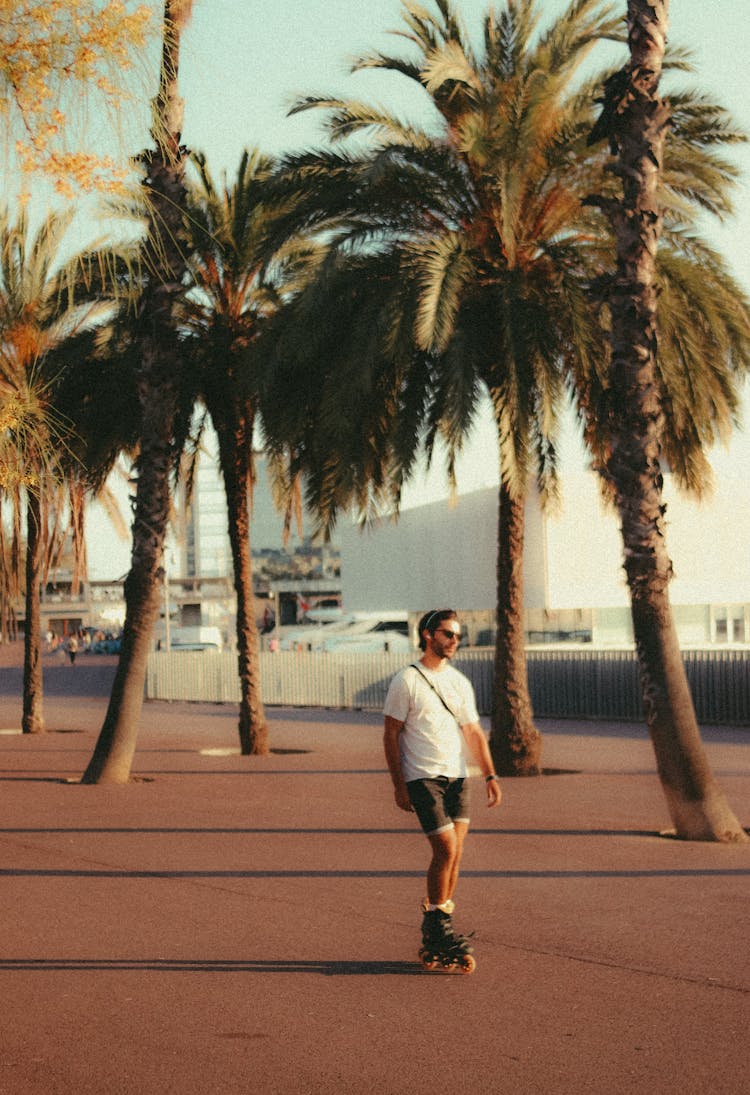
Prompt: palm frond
<box><xmin>408</xmin><ymin>232</ymin><xmax>475</xmax><ymax>353</ymax></box>
<box><xmin>421</xmin><ymin>39</ymin><xmax>483</xmax><ymax>98</ymax></box>
<box><xmin>484</xmin><ymin>0</ymin><xmax>540</xmax><ymax>82</ymax></box>
<box><xmin>533</xmin><ymin>0</ymin><xmax>621</xmax><ymax>81</ymax></box>
<box><xmin>351</xmin><ymin>50</ymin><xmax>423</xmax><ymax>84</ymax></box>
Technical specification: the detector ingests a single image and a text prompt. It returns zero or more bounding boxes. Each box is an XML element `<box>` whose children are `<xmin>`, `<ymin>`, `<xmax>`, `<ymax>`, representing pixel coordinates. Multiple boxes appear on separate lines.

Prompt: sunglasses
<box><xmin>434</xmin><ymin>628</ymin><xmax>461</xmax><ymax>642</ymax></box>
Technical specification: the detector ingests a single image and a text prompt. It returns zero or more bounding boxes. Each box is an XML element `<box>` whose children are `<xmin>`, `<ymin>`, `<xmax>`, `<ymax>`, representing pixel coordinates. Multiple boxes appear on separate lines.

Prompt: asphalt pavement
<box><xmin>0</xmin><ymin>650</ymin><xmax>748</xmax><ymax>1094</ymax></box>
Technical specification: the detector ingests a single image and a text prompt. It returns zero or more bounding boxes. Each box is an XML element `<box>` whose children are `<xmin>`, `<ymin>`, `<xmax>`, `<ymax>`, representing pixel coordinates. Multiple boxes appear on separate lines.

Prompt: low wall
<box><xmin>145</xmin><ymin>647</ymin><xmax>750</xmax><ymax>725</ymax></box>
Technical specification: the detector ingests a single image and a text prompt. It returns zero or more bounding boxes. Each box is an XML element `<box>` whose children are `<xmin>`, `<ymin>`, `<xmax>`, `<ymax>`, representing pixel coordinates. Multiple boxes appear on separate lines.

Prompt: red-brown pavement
<box><xmin>0</xmin><ymin>648</ymin><xmax>748</xmax><ymax>1095</ymax></box>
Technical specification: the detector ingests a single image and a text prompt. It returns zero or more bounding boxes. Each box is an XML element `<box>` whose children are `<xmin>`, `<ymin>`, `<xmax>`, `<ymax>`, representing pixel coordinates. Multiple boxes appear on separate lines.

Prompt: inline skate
<box><xmin>418</xmin><ymin>901</ymin><xmax>476</xmax><ymax>974</ymax></box>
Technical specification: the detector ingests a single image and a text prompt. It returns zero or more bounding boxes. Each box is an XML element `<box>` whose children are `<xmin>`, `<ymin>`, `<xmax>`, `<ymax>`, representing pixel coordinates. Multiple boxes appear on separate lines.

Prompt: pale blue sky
<box><xmin>86</xmin><ymin>1</ymin><xmax>750</xmax><ymax>574</ymax></box>
<box><xmin>179</xmin><ymin>0</ymin><xmax>750</xmax><ymax>292</ymax></box>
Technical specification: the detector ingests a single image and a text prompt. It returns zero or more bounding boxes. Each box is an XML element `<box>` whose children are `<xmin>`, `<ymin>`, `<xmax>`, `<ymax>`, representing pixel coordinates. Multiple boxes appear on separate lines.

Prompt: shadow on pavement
<box><xmin>0</xmin><ymin>825</ymin><xmax>660</xmax><ymax>836</ymax></box>
<box><xmin>2</xmin><ymin>867</ymin><xmax>749</xmax><ymax>879</ymax></box>
<box><xmin>0</xmin><ymin>957</ymin><xmax>423</xmax><ymax>977</ymax></box>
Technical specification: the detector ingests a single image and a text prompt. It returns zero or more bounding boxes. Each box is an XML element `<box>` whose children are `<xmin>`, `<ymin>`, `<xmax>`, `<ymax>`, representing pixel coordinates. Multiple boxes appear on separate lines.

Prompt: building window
<box><xmin>710</xmin><ymin>605</ymin><xmax>749</xmax><ymax>644</ymax></box>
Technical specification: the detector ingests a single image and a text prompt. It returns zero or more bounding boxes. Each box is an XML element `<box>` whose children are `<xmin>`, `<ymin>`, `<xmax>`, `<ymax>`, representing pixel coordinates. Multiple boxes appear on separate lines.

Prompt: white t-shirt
<box><xmin>383</xmin><ymin>663</ymin><xmax>480</xmax><ymax>782</ymax></box>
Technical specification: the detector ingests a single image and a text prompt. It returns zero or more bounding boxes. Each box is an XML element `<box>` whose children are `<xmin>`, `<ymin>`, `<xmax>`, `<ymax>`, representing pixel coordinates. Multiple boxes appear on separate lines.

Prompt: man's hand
<box><xmin>394</xmin><ymin>784</ymin><xmax>413</xmax><ymax>812</ymax></box>
<box><xmin>384</xmin><ymin>716</ymin><xmax>412</xmax><ymax>812</ymax></box>
<box><xmin>460</xmin><ymin>722</ymin><xmax>503</xmax><ymax>810</ymax></box>
<box><xmin>485</xmin><ymin>778</ymin><xmax>502</xmax><ymax>808</ymax></box>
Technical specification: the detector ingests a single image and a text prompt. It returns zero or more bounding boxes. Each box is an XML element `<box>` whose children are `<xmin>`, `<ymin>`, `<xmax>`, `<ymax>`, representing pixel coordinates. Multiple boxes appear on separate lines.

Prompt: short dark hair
<box><xmin>418</xmin><ymin>608</ymin><xmax>458</xmax><ymax>651</ymax></box>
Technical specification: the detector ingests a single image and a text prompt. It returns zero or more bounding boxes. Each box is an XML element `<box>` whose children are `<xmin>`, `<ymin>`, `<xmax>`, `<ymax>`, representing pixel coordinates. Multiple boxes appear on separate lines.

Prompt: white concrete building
<box><xmin>338</xmin><ymin>471</ymin><xmax>750</xmax><ymax>647</ymax></box>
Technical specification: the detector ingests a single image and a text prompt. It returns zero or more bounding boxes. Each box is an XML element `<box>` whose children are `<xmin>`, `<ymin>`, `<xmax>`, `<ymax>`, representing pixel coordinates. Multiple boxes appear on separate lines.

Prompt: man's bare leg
<box><xmin>420</xmin><ymin>822</ymin><xmax>474</xmax><ymax>970</ymax></box>
<box><xmin>426</xmin><ymin>821</ymin><xmax>469</xmax><ymax>906</ymax></box>
<box><xmin>446</xmin><ymin>820</ymin><xmax>469</xmax><ymax>901</ymax></box>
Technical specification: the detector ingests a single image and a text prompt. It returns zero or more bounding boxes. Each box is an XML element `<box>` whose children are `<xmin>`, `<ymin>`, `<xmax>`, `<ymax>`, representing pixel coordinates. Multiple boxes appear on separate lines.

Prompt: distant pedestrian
<box><xmin>67</xmin><ymin>635</ymin><xmax>78</xmax><ymax>665</ymax></box>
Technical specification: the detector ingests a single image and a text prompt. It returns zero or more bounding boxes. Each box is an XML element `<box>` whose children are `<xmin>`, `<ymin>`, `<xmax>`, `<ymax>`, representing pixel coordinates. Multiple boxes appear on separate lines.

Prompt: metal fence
<box><xmin>146</xmin><ymin>646</ymin><xmax>750</xmax><ymax>724</ymax></box>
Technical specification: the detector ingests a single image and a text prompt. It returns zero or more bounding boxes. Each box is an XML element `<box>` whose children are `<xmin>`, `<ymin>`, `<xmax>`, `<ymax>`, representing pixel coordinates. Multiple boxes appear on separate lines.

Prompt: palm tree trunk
<box><xmin>490</xmin><ymin>481</ymin><xmax>542</xmax><ymax>776</ymax></box>
<box><xmin>81</xmin><ymin>0</ymin><xmax>190</xmax><ymax>784</ymax></box>
<box><xmin>215</xmin><ymin>409</ymin><xmax>269</xmax><ymax>756</ymax></box>
<box><xmin>22</xmin><ymin>490</ymin><xmax>44</xmax><ymax>734</ymax></box>
<box><xmin>81</xmin><ymin>380</ymin><xmax>176</xmax><ymax>782</ymax></box>
<box><xmin>601</xmin><ymin>0</ymin><xmax>746</xmax><ymax>841</ymax></box>
<box><xmin>0</xmin><ymin>516</ymin><xmax>18</xmax><ymax>643</ymax></box>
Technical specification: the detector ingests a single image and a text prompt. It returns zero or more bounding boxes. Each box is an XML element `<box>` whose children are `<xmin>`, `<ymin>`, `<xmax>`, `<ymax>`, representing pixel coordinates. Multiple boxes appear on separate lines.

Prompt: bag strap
<box><xmin>410</xmin><ymin>663</ymin><xmax>461</xmax><ymax>725</ymax></box>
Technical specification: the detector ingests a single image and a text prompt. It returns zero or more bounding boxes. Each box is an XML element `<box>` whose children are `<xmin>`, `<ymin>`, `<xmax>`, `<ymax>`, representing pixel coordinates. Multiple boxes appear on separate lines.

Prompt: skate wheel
<box><xmin>418</xmin><ymin>949</ymin><xmax>438</xmax><ymax>971</ymax></box>
<box><xmin>458</xmin><ymin>954</ymin><xmax>476</xmax><ymax>974</ymax></box>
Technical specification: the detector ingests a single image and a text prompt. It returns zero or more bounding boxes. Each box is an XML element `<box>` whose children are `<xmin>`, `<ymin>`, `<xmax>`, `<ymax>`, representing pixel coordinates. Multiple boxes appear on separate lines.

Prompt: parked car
<box><xmin>278</xmin><ymin>615</ymin><xmax>360</xmax><ymax>651</ymax></box>
<box><xmin>280</xmin><ymin>612</ymin><xmax>410</xmax><ymax>652</ymax></box>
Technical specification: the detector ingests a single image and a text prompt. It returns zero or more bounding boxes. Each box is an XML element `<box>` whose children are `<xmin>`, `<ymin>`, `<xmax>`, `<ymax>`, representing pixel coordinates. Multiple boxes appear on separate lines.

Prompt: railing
<box><xmin>145</xmin><ymin>646</ymin><xmax>750</xmax><ymax>725</ymax></box>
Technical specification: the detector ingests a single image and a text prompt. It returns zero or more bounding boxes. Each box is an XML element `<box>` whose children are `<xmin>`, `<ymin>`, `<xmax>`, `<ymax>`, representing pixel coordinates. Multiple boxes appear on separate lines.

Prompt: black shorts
<box><xmin>406</xmin><ymin>777</ymin><xmax>470</xmax><ymax>836</ymax></box>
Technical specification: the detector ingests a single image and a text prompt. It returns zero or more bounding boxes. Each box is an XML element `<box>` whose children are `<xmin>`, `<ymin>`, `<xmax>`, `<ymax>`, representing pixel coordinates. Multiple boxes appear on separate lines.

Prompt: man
<box><xmin>383</xmin><ymin>608</ymin><xmax>501</xmax><ymax>968</ymax></box>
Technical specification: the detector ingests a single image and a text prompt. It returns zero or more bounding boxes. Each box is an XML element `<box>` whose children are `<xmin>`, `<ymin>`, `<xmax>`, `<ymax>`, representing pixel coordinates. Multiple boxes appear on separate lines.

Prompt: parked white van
<box><xmin>165</xmin><ymin>626</ymin><xmax>223</xmax><ymax>651</ymax></box>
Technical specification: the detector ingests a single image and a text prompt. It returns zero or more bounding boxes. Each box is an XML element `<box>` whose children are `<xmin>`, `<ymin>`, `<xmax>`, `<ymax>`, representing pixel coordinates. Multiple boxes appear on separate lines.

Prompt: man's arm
<box><xmin>461</xmin><ymin>722</ymin><xmax>502</xmax><ymax>807</ymax></box>
<box><xmin>383</xmin><ymin>715</ymin><xmax>413</xmax><ymax>812</ymax></box>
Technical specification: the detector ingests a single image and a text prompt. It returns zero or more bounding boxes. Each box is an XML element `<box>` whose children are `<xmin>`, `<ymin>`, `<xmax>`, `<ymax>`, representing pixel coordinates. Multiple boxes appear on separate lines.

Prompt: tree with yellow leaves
<box><xmin>0</xmin><ymin>0</ymin><xmax>153</xmax><ymax>196</ymax></box>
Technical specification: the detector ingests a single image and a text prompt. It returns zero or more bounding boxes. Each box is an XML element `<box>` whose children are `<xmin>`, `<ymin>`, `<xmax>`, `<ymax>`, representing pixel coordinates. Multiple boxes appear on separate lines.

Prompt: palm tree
<box><xmin>0</xmin><ymin>387</ymin><xmax>41</xmax><ymax>679</ymax></box>
<box><xmin>267</xmin><ymin>0</ymin><xmax>625</xmax><ymax>775</ymax></box>
<box><xmin>0</xmin><ymin>209</ymin><xmax>115</xmax><ymax>734</ymax></box>
<box><xmin>82</xmin><ymin>0</ymin><xmax>194</xmax><ymax>784</ymax></box>
<box><xmin>267</xmin><ymin>0</ymin><xmax>750</xmax><ymax>795</ymax></box>
<box><xmin>586</xmin><ymin>0</ymin><xmax>748</xmax><ymax>841</ymax></box>
<box><xmin>181</xmin><ymin>149</ymin><xmax>320</xmax><ymax>755</ymax></box>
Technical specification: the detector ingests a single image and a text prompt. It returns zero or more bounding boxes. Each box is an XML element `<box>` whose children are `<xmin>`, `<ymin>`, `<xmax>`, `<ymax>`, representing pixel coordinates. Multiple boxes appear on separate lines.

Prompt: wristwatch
<box><xmin>485</xmin><ymin>774</ymin><xmax>499</xmax><ymax>783</ymax></box>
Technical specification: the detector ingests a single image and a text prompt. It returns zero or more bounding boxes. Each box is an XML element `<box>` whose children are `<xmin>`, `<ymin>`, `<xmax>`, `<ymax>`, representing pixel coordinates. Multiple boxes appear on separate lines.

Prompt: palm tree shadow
<box><xmin>0</xmin><ymin>957</ymin><xmax>423</xmax><ymax>976</ymax></box>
